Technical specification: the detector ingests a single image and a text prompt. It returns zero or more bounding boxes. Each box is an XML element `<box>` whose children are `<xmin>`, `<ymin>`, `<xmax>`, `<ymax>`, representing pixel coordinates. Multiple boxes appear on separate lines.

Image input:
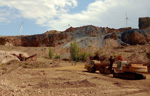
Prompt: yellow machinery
<box><xmin>85</xmin><ymin>55</ymin><xmax>149</xmax><ymax>80</ymax></box>
<box><xmin>85</xmin><ymin>60</ymin><xmax>112</xmax><ymax>74</ymax></box>
<box><xmin>113</xmin><ymin>61</ymin><xmax>147</xmax><ymax>79</ymax></box>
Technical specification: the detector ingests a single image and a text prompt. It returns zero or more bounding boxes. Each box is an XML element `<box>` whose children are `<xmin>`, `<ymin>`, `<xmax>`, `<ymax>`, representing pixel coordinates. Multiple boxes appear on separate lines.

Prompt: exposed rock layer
<box><xmin>0</xmin><ymin>32</ymin><xmax>73</xmax><ymax>47</ymax></box>
<box><xmin>0</xmin><ymin>25</ymin><xmax>150</xmax><ymax>47</ymax></box>
<box><xmin>121</xmin><ymin>30</ymin><xmax>150</xmax><ymax>45</ymax></box>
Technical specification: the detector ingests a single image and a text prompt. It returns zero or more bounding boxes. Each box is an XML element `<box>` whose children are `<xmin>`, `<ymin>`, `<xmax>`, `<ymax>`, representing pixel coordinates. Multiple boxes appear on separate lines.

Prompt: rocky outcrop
<box><xmin>80</xmin><ymin>25</ymin><xmax>105</xmax><ymax>37</ymax></box>
<box><xmin>104</xmin><ymin>32</ymin><xmax>117</xmax><ymax>40</ymax></box>
<box><xmin>0</xmin><ymin>33</ymin><xmax>73</xmax><ymax>47</ymax></box>
<box><xmin>0</xmin><ymin>38</ymin><xmax>6</xmax><ymax>45</ymax></box>
<box><xmin>0</xmin><ymin>37</ymin><xmax>21</xmax><ymax>46</ymax></box>
<box><xmin>0</xmin><ymin>23</ymin><xmax>150</xmax><ymax>47</ymax></box>
<box><xmin>121</xmin><ymin>30</ymin><xmax>150</xmax><ymax>45</ymax></box>
<box><xmin>139</xmin><ymin>17</ymin><xmax>150</xmax><ymax>29</ymax></box>
<box><xmin>65</xmin><ymin>25</ymin><xmax>132</xmax><ymax>37</ymax></box>
<box><xmin>64</xmin><ymin>27</ymin><xmax>76</xmax><ymax>33</ymax></box>
<box><xmin>65</xmin><ymin>25</ymin><xmax>107</xmax><ymax>37</ymax></box>
<box><xmin>44</xmin><ymin>30</ymin><xmax>59</xmax><ymax>34</ymax></box>
<box><xmin>105</xmin><ymin>27</ymin><xmax>132</xmax><ymax>33</ymax></box>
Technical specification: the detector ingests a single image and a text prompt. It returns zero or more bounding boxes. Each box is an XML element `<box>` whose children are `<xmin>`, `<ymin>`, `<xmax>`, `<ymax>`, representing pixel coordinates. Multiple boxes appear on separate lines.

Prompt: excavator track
<box><xmin>113</xmin><ymin>72</ymin><xmax>146</xmax><ymax>80</ymax></box>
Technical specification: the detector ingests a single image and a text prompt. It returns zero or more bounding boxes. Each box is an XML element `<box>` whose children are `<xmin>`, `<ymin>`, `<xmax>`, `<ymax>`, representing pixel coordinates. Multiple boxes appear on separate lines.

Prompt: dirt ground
<box><xmin>0</xmin><ymin>45</ymin><xmax>150</xmax><ymax>96</ymax></box>
<box><xmin>0</xmin><ymin>59</ymin><xmax>150</xmax><ymax>96</ymax></box>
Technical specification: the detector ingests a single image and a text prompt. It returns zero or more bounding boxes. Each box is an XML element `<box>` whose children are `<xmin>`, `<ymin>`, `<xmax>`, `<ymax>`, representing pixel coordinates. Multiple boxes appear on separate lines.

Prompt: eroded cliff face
<box><xmin>65</xmin><ymin>25</ymin><xmax>132</xmax><ymax>36</ymax></box>
<box><xmin>0</xmin><ymin>32</ymin><xmax>73</xmax><ymax>47</ymax></box>
<box><xmin>121</xmin><ymin>30</ymin><xmax>150</xmax><ymax>45</ymax></box>
<box><xmin>0</xmin><ymin>24</ymin><xmax>150</xmax><ymax>47</ymax></box>
<box><xmin>0</xmin><ymin>37</ymin><xmax>21</xmax><ymax>46</ymax></box>
<box><xmin>21</xmin><ymin>33</ymin><xmax>73</xmax><ymax>47</ymax></box>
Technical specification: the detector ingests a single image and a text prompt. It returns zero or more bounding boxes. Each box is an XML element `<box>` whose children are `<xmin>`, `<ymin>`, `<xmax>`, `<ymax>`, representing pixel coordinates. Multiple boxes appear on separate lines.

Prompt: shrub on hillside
<box><xmin>79</xmin><ymin>51</ymin><xmax>89</xmax><ymax>62</ymax></box>
<box><xmin>70</xmin><ymin>40</ymin><xmax>80</xmax><ymax>62</ymax></box>
<box><xmin>49</xmin><ymin>47</ymin><xmax>53</xmax><ymax>59</ymax></box>
<box><xmin>55</xmin><ymin>55</ymin><xmax>60</xmax><ymax>59</ymax></box>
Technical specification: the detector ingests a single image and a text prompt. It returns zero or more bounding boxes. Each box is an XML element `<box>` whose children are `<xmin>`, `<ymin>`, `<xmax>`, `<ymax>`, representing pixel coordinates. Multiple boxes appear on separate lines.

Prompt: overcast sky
<box><xmin>0</xmin><ymin>0</ymin><xmax>150</xmax><ymax>36</ymax></box>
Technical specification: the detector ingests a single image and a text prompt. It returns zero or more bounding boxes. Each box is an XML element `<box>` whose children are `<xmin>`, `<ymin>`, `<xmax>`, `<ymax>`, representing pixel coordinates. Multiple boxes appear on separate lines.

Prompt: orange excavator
<box><xmin>113</xmin><ymin>55</ymin><xmax>148</xmax><ymax>79</ymax></box>
<box><xmin>85</xmin><ymin>55</ymin><xmax>149</xmax><ymax>80</ymax></box>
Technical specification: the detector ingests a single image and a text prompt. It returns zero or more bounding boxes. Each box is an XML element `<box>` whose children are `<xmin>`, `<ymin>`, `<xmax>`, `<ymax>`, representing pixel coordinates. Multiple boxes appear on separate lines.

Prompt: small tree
<box><xmin>49</xmin><ymin>47</ymin><xmax>53</xmax><ymax>59</ymax></box>
<box><xmin>55</xmin><ymin>55</ymin><xmax>60</xmax><ymax>59</ymax></box>
<box><xmin>70</xmin><ymin>40</ymin><xmax>79</xmax><ymax>62</ymax></box>
<box><xmin>79</xmin><ymin>51</ymin><xmax>89</xmax><ymax>62</ymax></box>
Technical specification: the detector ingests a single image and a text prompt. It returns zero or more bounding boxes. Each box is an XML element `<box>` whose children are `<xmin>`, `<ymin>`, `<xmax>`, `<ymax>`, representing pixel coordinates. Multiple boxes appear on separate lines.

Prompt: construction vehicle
<box><xmin>12</xmin><ymin>54</ymin><xmax>37</xmax><ymax>61</ymax></box>
<box><xmin>85</xmin><ymin>60</ymin><xmax>112</xmax><ymax>74</ymax></box>
<box><xmin>85</xmin><ymin>55</ymin><xmax>149</xmax><ymax>80</ymax></box>
<box><xmin>113</xmin><ymin>61</ymin><xmax>147</xmax><ymax>79</ymax></box>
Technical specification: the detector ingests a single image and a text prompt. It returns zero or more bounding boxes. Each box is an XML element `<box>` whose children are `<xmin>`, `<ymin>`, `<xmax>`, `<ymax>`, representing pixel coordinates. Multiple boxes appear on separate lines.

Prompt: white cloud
<box><xmin>50</xmin><ymin>0</ymin><xmax>150</xmax><ymax>30</ymax></box>
<box><xmin>0</xmin><ymin>8</ymin><xmax>20</xmax><ymax>23</ymax></box>
<box><xmin>0</xmin><ymin>0</ymin><xmax>77</xmax><ymax>25</ymax></box>
<box><xmin>0</xmin><ymin>0</ymin><xmax>150</xmax><ymax>31</ymax></box>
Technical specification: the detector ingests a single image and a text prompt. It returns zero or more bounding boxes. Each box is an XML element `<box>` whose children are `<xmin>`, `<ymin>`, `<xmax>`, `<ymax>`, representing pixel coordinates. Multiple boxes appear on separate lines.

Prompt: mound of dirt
<box><xmin>34</xmin><ymin>79</ymin><xmax>96</xmax><ymax>89</ymax></box>
<box><xmin>104</xmin><ymin>39</ymin><xmax>119</xmax><ymax>48</ymax></box>
<box><xmin>0</xmin><ymin>50</ymin><xmax>28</xmax><ymax>63</ymax></box>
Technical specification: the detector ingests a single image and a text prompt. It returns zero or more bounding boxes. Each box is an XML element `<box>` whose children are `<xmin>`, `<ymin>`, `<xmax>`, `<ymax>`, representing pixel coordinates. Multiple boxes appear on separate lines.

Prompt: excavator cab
<box><xmin>113</xmin><ymin>55</ymin><xmax>147</xmax><ymax>80</ymax></box>
<box><xmin>116</xmin><ymin>61</ymin><xmax>127</xmax><ymax>71</ymax></box>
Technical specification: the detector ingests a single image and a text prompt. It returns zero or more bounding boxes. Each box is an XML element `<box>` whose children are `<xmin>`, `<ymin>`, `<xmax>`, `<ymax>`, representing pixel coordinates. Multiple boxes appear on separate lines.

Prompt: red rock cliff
<box><xmin>0</xmin><ymin>32</ymin><xmax>73</xmax><ymax>47</ymax></box>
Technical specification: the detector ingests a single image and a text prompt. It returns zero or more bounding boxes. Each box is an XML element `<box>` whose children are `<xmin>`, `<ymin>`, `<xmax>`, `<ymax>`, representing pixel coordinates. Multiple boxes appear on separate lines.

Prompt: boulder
<box><xmin>121</xmin><ymin>30</ymin><xmax>150</xmax><ymax>45</ymax></box>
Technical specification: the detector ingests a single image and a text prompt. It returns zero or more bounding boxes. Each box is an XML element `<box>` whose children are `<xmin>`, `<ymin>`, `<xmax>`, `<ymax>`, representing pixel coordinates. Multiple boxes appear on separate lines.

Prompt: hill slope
<box><xmin>0</xmin><ymin>25</ymin><xmax>150</xmax><ymax>48</ymax></box>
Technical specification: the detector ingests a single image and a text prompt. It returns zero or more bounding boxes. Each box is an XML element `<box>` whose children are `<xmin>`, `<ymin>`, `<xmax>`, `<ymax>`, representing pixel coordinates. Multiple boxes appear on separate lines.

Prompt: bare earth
<box><xmin>0</xmin><ymin>45</ymin><xmax>150</xmax><ymax>96</ymax></box>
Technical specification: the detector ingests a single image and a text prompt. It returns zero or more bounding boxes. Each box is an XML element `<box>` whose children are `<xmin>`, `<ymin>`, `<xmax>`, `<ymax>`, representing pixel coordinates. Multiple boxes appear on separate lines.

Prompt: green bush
<box><xmin>88</xmin><ymin>45</ymin><xmax>92</xmax><ymax>48</ymax></box>
<box><xmin>79</xmin><ymin>51</ymin><xmax>89</xmax><ymax>62</ymax></box>
<box><xmin>70</xmin><ymin>40</ymin><xmax>80</xmax><ymax>62</ymax></box>
<box><xmin>55</xmin><ymin>55</ymin><xmax>60</xmax><ymax>59</ymax></box>
<box><xmin>49</xmin><ymin>47</ymin><xmax>53</xmax><ymax>59</ymax></box>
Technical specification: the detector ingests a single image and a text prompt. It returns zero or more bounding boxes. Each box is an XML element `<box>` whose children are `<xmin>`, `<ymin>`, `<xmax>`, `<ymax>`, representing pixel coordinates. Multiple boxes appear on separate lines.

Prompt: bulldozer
<box><xmin>85</xmin><ymin>55</ymin><xmax>150</xmax><ymax>80</ymax></box>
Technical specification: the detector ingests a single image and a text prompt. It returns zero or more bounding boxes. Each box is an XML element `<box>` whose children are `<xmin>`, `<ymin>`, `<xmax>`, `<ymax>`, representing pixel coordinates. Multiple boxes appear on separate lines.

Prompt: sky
<box><xmin>0</xmin><ymin>0</ymin><xmax>150</xmax><ymax>36</ymax></box>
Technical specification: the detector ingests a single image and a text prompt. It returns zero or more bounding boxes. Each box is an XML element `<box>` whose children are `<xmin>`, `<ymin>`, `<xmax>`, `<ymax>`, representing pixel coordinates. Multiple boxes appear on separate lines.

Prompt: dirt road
<box><xmin>0</xmin><ymin>59</ymin><xmax>150</xmax><ymax>96</ymax></box>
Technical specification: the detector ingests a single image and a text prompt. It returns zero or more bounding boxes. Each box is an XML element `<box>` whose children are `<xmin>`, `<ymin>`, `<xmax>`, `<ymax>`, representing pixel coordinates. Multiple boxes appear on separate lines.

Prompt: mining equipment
<box><xmin>12</xmin><ymin>54</ymin><xmax>37</xmax><ymax>61</ymax></box>
<box><xmin>85</xmin><ymin>55</ymin><xmax>149</xmax><ymax>80</ymax></box>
